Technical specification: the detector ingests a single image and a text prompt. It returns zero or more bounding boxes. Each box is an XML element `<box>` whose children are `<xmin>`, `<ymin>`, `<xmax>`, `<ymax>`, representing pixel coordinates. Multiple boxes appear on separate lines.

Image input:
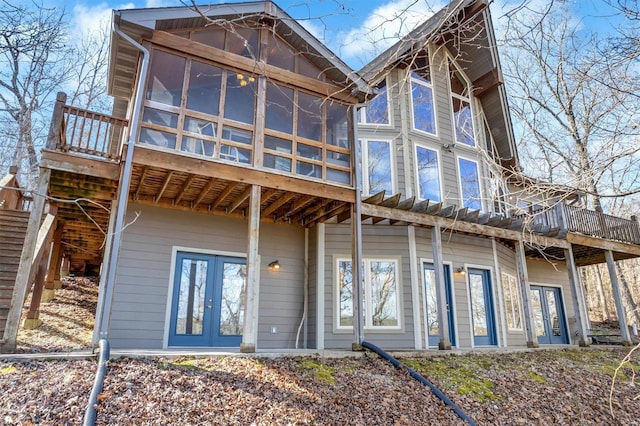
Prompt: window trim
<box><xmin>408</xmin><ymin>51</ymin><xmax>439</xmax><ymax>137</ymax></box>
<box><xmin>456</xmin><ymin>154</ymin><xmax>484</xmax><ymax>211</ymax></box>
<box><xmin>334</xmin><ymin>256</ymin><xmax>403</xmax><ymax>332</ymax></box>
<box><xmin>414</xmin><ymin>143</ymin><xmax>443</xmax><ymax>202</ymax></box>
<box><xmin>501</xmin><ymin>272</ymin><xmax>523</xmax><ymax>331</ymax></box>
<box><xmin>358</xmin><ymin>76</ymin><xmax>392</xmax><ymax>127</ymax></box>
<box><xmin>361</xmin><ymin>138</ymin><xmax>396</xmax><ymax>196</ymax></box>
<box><xmin>447</xmin><ymin>56</ymin><xmax>477</xmax><ymax>148</ymax></box>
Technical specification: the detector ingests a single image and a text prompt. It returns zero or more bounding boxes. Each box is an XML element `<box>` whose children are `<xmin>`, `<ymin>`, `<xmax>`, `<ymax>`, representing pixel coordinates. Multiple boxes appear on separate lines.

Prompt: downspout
<box><xmin>295</xmin><ymin>228</ymin><xmax>309</xmax><ymax>349</ymax></box>
<box><xmin>97</xmin><ymin>14</ymin><xmax>150</xmax><ymax>339</ymax></box>
<box><xmin>83</xmin><ymin>339</ymin><xmax>110</xmax><ymax>426</ymax></box>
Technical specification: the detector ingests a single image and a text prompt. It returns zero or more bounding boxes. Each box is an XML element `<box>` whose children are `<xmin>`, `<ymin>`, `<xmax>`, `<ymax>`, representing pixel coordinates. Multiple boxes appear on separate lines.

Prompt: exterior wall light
<box><xmin>268</xmin><ymin>260</ymin><xmax>280</xmax><ymax>271</ymax></box>
<box><xmin>455</xmin><ymin>266</ymin><xmax>466</xmax><ymax>275</ymax></box>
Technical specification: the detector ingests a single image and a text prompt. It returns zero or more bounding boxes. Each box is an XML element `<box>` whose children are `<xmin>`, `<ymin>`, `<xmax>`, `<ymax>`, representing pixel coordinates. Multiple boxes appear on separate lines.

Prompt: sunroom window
<box><xmin>410</xmin><ymin>54</ymin><xmax>436</xmax><ymax>135</ymax></box>
<box><xmin>361</xmin><ymin>139</ymin><xmax>394</xmax><ymax>195</ymax></box>
<box><xmin>358</xmin><ymin>79</ymin><xmax>390</xmax><ymax>125</ymax></box>
<box><xmin>501</xmin><ymin>273</ymin><xmax>522</xmax><ymax>330</ymax></box>
<box><xmin>415</xmin><ymin>145</ymin><xmax>441</xmax><ymax>201</ymax></box>
<box><xmin>458</xmin><ymin>157</ymin><xmax>482</xmax><ymax>210</ymax></box>
<box><xmin>450</xmin><ymin>60</ymin><xmax>475</xmax><ymax>147</ymax></box>
<box><xmin>337</xmin><ymin>258</ymin><xmax>400</xmax><ymax>329</ymax></box>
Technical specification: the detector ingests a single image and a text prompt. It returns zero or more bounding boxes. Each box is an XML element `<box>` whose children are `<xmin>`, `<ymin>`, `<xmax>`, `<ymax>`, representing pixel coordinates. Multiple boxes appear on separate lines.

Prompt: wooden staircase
<box><xmin>0</xmin><ymin>209</ymin><xmax>29</xmax><ymax>339</ymax></box>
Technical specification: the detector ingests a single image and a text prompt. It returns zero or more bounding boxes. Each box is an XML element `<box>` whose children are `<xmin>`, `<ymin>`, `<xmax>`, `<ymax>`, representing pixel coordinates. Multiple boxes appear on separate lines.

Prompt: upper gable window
<box><xmin>458</xmin><ymin>156</ymin><xmax>482</xmax><ymax>210</ymax></box>
<box><xmin>415</xmin><ymin>145</ymin><xmax>441</xmax><ymax>201</ymax></box>
<box><xmin>361</xmin><ymin>139</ymin><xmax>394</xmax><ymax>195</ymax></box>
<box><xmin>358</xmin><ymin>79</ymin><xmax>390</xmax><ymax>125</ymax></box>
<box><xmin>449</xmin><ymin>60</ymin><xmax>475</xmax><ymax>147</ymax></box>
<box><xmin>192</xmin><ymin>27</ymin><xmax>259</xmax><ymax>59</ymax></box>
<box><xmin>410</xmin><ymin>54</ymin><xmax>436</xmax><ymax>135</ymax></box>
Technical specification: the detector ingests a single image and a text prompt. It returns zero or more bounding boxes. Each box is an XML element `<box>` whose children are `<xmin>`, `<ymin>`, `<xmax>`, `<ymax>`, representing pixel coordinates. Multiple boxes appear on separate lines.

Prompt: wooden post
<box><xmin>1</xmin><ymin>169</ymin><xmax>51</xmax><ymax>351</ymax></box>
<box><xmin>604</xmin><ymin>250</ymin><xmax>632</xmax><ymax>344</ymax></box>
<box><xmin>23</xmin><ymin>256</ymin><xmax>49</xmax><ymax>329</ymax></box>
<box><xmin>46</xmin><ymin>92</ymin><xmax>67</xmax><ymax>150</ymax></box>
<box><xmin>565</xmin><ymin>245</ymin><xmax>590</xmax><ymax>346</ymax></box>
<box><xmin>240</xmin><ymin>185</ymin><xmax>261</xmax><ymax>353</ymax></box>
<box><xmin>42</xmin><ymin>223</ymin><xmax>64</xmax><ymax>303</ymax></box>
<box><xmin>432</xmin><ymin>224</ymin><xmax>451</xmax><ymax>350</ymax></box>
<box><xmin>351</xmin><ymin>202</ymin><xmax>365</xmax><ymax>348</ymax></box>
<box><xmin>515</xmin><ymin>240</ymin><xmax>538</xmax><ymax>348</ymax></box>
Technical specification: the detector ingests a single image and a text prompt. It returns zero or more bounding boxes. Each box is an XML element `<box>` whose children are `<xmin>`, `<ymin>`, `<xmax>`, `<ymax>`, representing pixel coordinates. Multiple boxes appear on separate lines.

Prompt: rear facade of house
<box><xmin>2</xmin><ymin>0</ymin><xmax>639</xmax><ymax>353</ymax></box>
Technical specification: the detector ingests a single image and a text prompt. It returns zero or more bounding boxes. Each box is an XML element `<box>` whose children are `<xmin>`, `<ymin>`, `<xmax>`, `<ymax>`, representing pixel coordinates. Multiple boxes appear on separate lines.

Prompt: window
<box><xmin>501</xmin><ymin>273</ymin><xmax>522</xmax><ymax>330</ymax></box>
<box><xmin>337</xmin><ymin>258</ymin><xmax>400</xmax><ymax>329</ymax></box>
<box><xmin>410</xmin><ymin>54</ymin><xmax>436</xmax><ymax>135</ymax></box>
<box><xmin>415</xmin><ymin>145</ymin><xmax>441</xmax><ymax>201</ymax></box>
<box><xmin>361</xmin><ymin>139</ymin><xmax>394</xmax><ymax>195</ymax></box>
<box><xmin>449</xmin><ymin>60</ymin><xmax>475</xmax><ymax>147</ymax></box>
<box><xmin>358</xmin><ymin>79</ymin><xmax>390</xmax><ymax>125</ymax></box>
<box><xmin>458</xmin><ymin>157</ymin><xmax>482</xmax><ymax>210</ymax></box>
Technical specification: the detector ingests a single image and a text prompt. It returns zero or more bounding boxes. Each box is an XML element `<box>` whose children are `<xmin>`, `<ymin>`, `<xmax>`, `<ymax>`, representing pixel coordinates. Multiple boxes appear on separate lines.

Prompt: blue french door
<box><xmin>169</xmin><ymin>252</ymin><xmax>246</xmax><ymax>347</ymax></box>
<box><xmin>530</xmin><ymin>286</ymin><xmax>568</xmax><ymax>344</ymax></box>
<box><xmin>423</xmin><ymin>263</ymin><xmax>456</xmax><ymax>347</ymax></box>
<box><xmin>468</xmin><ymin>268</ymin><xmax>497</xmax><ymax>346</ymax></box>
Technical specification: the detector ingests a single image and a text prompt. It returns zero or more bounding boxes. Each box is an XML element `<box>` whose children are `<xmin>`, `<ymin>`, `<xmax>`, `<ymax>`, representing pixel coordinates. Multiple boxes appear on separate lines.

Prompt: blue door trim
<box><xmin>468</xmin><ymin>268</ymin><xmax>497</xmax><ymax>346</ymax></box>
<box><xmin>530</xmin><ymin>285</ymin><xmax>569</xmax><ymax>345</ymax></box>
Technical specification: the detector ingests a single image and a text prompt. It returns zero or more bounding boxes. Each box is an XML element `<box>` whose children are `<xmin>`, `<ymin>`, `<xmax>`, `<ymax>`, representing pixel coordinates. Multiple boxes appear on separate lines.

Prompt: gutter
<box><xmin>96</xmin><ymin>13</ymin><xmax>150</xmax><ymax>339</ymax></box>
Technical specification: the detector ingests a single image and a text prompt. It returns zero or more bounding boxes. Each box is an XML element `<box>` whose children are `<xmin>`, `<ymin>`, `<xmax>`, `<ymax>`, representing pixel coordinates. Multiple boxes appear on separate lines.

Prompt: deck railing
<box><xmin>519</xmin><ymin>202</ymin><xmax>640</xmax><ymax>245</ymax></box>
<box><xmin>48</xmin><ymin>92</ymin><xmax>128</xmax><ymax>161</ymax></box>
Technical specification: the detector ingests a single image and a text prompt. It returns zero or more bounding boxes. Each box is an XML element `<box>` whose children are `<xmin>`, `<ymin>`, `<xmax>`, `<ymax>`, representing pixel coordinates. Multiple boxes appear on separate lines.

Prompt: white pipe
<box><xmin>98</xmin><ymin>14</ymin><xmax>150</xmax><ymax>338</ymax></box>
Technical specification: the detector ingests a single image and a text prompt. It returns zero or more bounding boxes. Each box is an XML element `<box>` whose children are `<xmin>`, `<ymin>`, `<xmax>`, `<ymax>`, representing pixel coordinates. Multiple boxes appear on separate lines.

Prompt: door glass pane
<box><xmin>530</xmin><ymin>288</ymin><xmax>546</xmax><ymax>337</ymax></box>
<box><xmin>338</xmin><ymin>260</ymin><xmax>353</xmax><ymax>327</ymax></box>
<box><xmin>176</xmin><ymin>259</ymin><xmax>207</xmax><ymax>335</ymax></box>
<box><xmin>470</xmin><ymin>273</ymin><xmax>487</xmax><ymax>336</ymax></box>
<box><xmin>545</xmin><ymin>289</ymin><xmax>561</xmax><ymax>336</ymax></box>
<box><xmin>370</xmin><ymin>261</ymin><xmax>398</xmax><ymax>326</ymax></box>
<box><xmin>219</xmin><ymin>262</ymin><xmax>246</xmax><ymax>336</ymax></box>
<box><xmin>424</xmin><ymin>268</ymin><xmax>439</xmax><ymax>337</ymax></box>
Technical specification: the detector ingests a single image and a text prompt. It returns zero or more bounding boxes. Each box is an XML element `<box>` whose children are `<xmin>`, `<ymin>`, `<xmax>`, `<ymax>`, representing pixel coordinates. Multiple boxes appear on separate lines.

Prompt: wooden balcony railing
<box><xmin>518</xmin><ymin>202</ymin><xmax>640</xmax><ymax>245</ymax></box>
<box><xmin>48</xmin><ymin>92</ymin><xmax>128</xmax><ymax>161</ymax></box>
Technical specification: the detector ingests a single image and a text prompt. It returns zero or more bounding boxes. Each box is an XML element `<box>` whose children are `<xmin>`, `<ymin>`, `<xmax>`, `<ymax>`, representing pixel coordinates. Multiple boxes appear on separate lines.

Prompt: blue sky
<box><xmin>64</xmin><ymin>0</ymin><xmax>626</xmax><ymax>69</ymax></box>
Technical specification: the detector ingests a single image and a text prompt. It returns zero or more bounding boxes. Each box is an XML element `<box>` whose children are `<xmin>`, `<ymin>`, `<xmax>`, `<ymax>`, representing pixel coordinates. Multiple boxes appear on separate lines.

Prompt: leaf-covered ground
<box><xmin>3</xmin><ymin>276</ymin><xmax>639</xmax><ymax>425</ymax></box>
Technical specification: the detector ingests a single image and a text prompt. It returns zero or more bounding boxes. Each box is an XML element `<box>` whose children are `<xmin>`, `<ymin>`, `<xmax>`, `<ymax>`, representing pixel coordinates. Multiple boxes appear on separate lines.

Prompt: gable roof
<box><xmin>108</xmin><ymin>1</ymin><xmax>373</xmax><ymax>118</ymax></box>
<box><xmin>359</xmin><ymin>0</ymin><xmax>519</xmax><ymax>170</ymax></box>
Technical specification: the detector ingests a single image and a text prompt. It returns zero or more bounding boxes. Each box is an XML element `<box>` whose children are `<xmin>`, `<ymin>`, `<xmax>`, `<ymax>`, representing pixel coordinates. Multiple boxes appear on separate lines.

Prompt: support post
<box><xmin>432</xmin><ymin>224</ymin><xmax>451</xmax><ymax>350</ymax></box>
<box><xmin>240</xmin><ymin>185</ymin><xmax>261</xmax><ymax>353</ymax></box>
<box><xmin>42</xmin><ymin>223</ymin><xmax>64</xmax><ymax>303</ymax></box>
<box><xmin>565</xmin><ymin>245</ymin><xmax>590</xmax><ymax>346</ymax></box>
<box><xmin>23</xmin><ymin>256</ymin><xmax>49</xmax><ymax>329</ymax></box>
<box><xmin>604</xmin><ymin>250</ymin><xmax>632</xmax><ymax>344</ymax></box>
<box><xmin>515</xmin><ymin>240</ymin><xmax>538</xmax><ymax>348</ymax></box>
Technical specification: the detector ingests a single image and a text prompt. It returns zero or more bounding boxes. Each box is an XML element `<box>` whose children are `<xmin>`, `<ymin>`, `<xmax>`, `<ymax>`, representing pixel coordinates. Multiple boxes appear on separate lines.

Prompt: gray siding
<box><xmin>109</xmin><ymin>203</ymin><xmax>306</xmax><ymax>350</ymax></box>
<box><xmin>307</xmin><ymin>226</ymin><xmax>318</xmax><ymax>349</ymax></box>
<box><xmin>323</xmin><ymin>224</ymin><xmax>414</xmax><ymax>349</ymax></box>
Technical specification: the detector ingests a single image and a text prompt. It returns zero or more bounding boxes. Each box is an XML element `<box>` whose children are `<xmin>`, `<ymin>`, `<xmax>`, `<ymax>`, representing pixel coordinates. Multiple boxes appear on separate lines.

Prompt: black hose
<box><xmin>361</xmin><ymin>341</ymin><xmax>477</xmax><ymax>426</ymax></box>
<box><xmin>83</xmin><ymin>339</ymin><xmax>110</xmax><ymax>426</ymax></box>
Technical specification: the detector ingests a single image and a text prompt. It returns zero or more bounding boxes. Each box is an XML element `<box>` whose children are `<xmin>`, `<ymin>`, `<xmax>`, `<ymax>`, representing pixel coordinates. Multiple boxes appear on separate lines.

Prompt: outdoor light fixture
<box><xmin>268</xmin><ymin>260</ymin><xmax>280</xmax><ymax>271</ymax></box>
<box><xmin>455</xmin><ymin>266</ymin><xmax>466</xmax><ymax>275</ymax></box>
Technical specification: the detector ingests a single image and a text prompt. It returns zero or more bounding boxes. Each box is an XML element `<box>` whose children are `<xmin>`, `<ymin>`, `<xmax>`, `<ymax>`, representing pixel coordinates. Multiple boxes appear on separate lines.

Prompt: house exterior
<box><xmin>2</xmin><ymin>0</ymin><xmax>640</xmax><ymax>353</ymax></box>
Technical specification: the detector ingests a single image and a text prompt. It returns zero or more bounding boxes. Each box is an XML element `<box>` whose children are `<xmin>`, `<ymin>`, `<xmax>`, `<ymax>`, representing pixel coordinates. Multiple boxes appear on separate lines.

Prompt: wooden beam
<box><xmin>211</xmin><ymin>181</ymin><xmax>238</xmax><ymax>210</ymax></box>
<box><xmin>566</xmin><ymin>233</ymin><xmax>640</xmax><ymax>257</ymax></box>
<box><xmin>151</xmin><ymin>31</ymin><xmax>358</xmax><ymax>104</ymax></box>
<box><xmin>173</xmin><ymin>174</ymin><xmax>196</xmax><ymax>205</ymax></box>
<box><xmin>192</xmin><ymin>178</ymin><xmax>217</xmax><ymax>209</ymax></box>
<box><xmin>565</xmin><ymin>245</ymin><xmax>590</xmax><ymax>347</ymax></box>
<box><xmin>604</xmin><ymin>250</ymin><xmax>633</xmax><ymax>344</ymax></box>
<box><xmin>134</xmin><ymin>166</ymin><xmax>149</xmax><ymax>200</ymax></box>
<box><xmin>240</xmin><ymin>185</ymin><xmax>261</xmax><ymax>353</ymax></box>
<box><xmin>261</xmin><ymin>192</ymin><xmax>296</xmax><ymax>218</ymax></box>
<box><xmin>40</xmin><ymin>149</ymin><xmax>120</xmax><ymax>181</ymax></box>
<box><xmin>227</xmin><ymin>186</ymin><xmax>252</xmax><ymax>214</ymax></box>
<box><xmin>432</xmin><ymin>224</ymin><xmax>451</xmax><ymax>350</ymax></box>
<box><xmin>360</xmin><ymin>203</ymin><xmax>569</xmax><ymax>248</ymax></box>
<box><xmin>133</xmin><ymin>146</ymin><xmax>356</xmax><ymax>203</ymax></box>
<box><xmin>472</xmin><ymin>68</ymin><xmax>503</xmax><ymax>98</ymax></box>
<box><xmin>154</xmin><ymin>171</ymin><xmax>174</xmax><ymax>203</ymax></box>
<box><xmin>516</xmin><ymin>240</ymin><xmax>539</xmax><ymax>348</ymax></box>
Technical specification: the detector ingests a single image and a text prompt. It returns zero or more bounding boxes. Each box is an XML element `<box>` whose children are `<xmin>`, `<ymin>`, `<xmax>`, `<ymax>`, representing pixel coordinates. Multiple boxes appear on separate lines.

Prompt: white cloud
<box><xmin>337</xmin><ymin>0</ymin><xmax>447</xmax><ymax>67</ymax></box>
<box><xmin>71</xmin><ymin>2</ymin><xmax>134</xmax><ymax>39</ymax></box>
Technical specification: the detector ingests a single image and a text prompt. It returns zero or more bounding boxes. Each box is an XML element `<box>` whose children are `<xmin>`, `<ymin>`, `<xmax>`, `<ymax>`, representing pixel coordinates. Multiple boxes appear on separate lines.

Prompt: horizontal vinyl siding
<box><xmin>109</xmin><ymin>203</ymin><xmax>305</xmax><ymax>350</ymax></box>
<box><xmin>323</xmin><ymin>224</ymin><xmax>414</xmax><ymax>349</ymax></box>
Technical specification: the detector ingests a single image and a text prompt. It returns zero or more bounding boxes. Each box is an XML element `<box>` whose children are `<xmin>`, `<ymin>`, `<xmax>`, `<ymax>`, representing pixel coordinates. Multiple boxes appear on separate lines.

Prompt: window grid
<box><xmin>501</xmin><ymin>273</ymin><xmax>523</xmax><ymax>331</ymax></box>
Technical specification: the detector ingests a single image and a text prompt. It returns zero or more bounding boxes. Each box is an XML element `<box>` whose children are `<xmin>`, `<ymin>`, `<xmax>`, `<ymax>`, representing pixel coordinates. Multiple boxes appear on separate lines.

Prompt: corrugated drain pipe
<box><xmin>83</xmin><ymin>339</ymin><xmax>110</xmax><ymax>426</ymax></box>
<box><xmin>361</xmin><ymin>341</ymin><xmax>477</xmax><ymax>426</ymax></box>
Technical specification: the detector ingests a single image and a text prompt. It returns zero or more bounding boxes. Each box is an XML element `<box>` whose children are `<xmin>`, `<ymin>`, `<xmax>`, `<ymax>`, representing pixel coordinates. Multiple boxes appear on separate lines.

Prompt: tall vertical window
<box><xmin>458</xmin><ymin>157</ymin><xmax>482</xmax><ymax>210</ymax></box>
<box><xmin>359</xmin><ymin>79</ymin><xmax>390</xmax><ymax>125</ymax></box>
<box><xmin>415</xmin><ymin>145</ymin><xmax>441</xmax><ymax>201</ymax></box>
<box><xmin>337</xmin><ymin>258</ymin><xmax>400</xmax><ymax>329</ymax></box>
<box><xmin>362</xmin><ymin>139</ymin><xmax>394</xmax><ymax>195</ymax></box>
<box><xmin>449</xmin><ymin>60</ymin><xmax>475</xmax><ymax>147</ymax></box>
<box><xmin>501</xmin><ymin>273</ymin><xmax>522</xmax><ymax>330</ymax></box>
<box><xmin>410</xmin><ymin>53</ymin><xmax>436</xmax><ymax>134</ymax></box>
